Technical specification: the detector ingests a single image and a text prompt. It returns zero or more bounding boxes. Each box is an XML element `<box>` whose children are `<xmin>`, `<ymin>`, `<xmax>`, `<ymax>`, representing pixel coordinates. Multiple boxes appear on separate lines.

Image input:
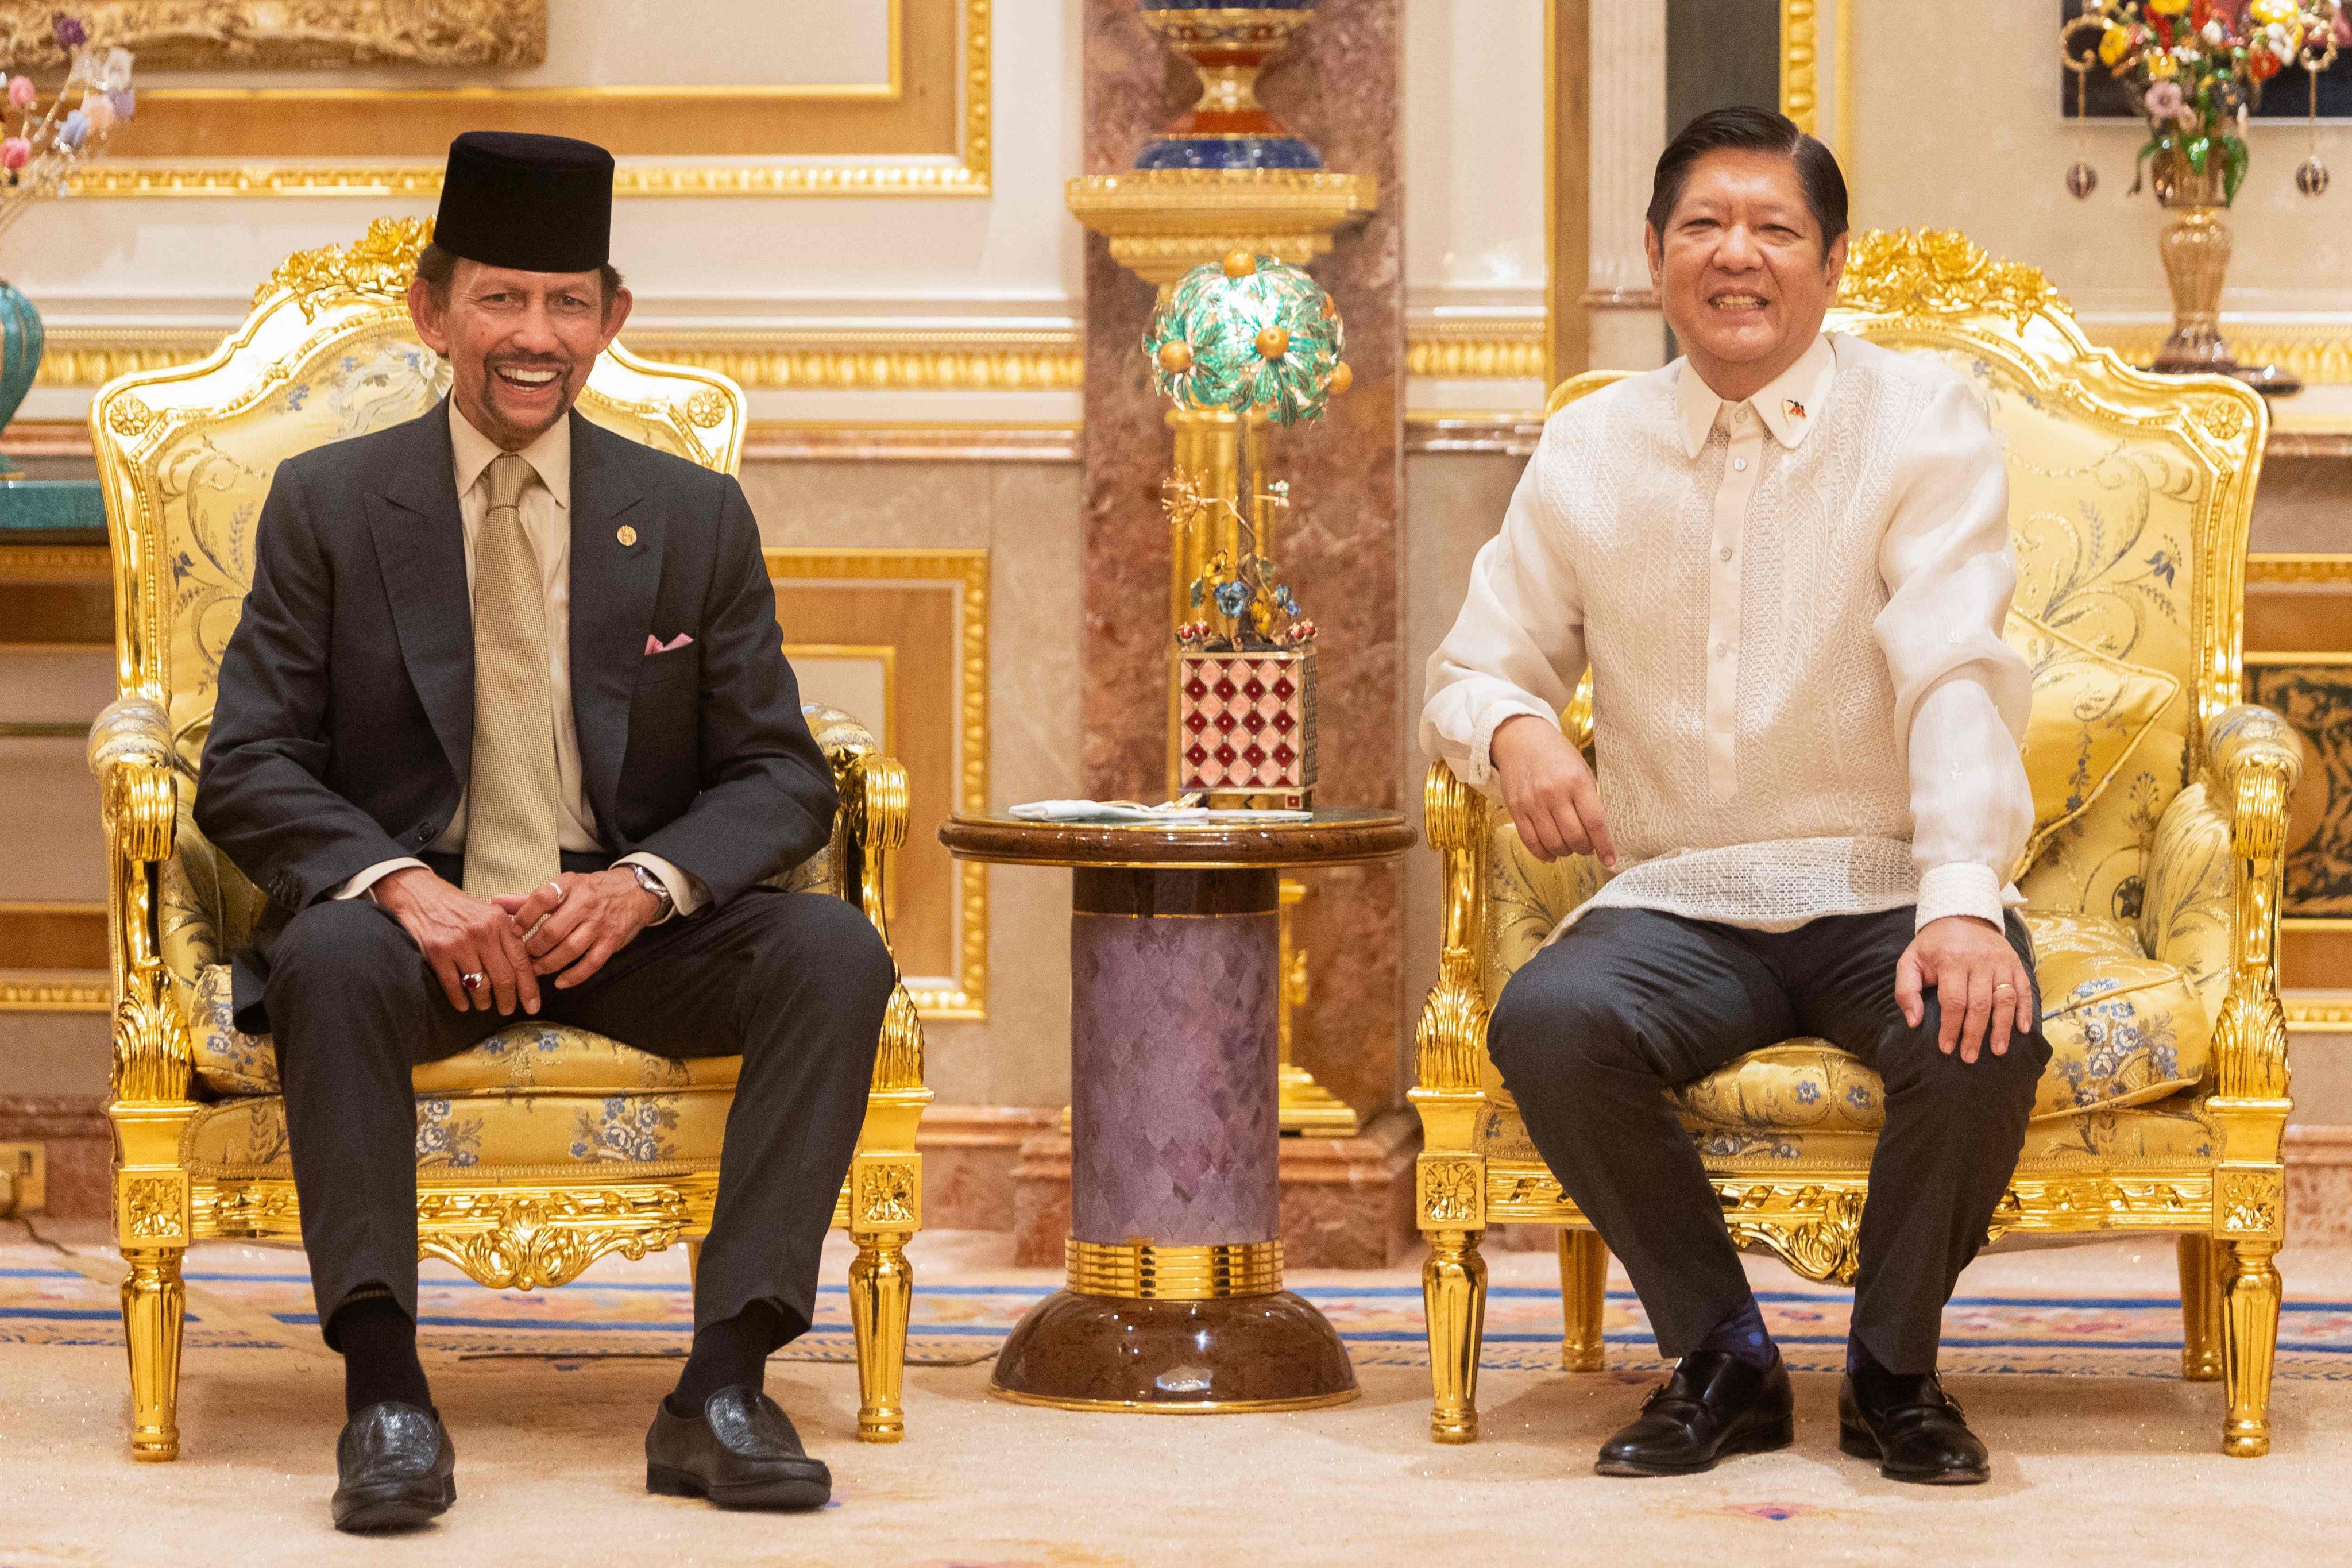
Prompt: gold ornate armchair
<box><xmin>86</xmin><ymin>220</ymin><xmax>932</xmax><ymax>1462</ymax></box>
<box><xmin>1414</xmin><ymin>230</ymin><xmax>2295</xmax><ymax>1457</ymax></box>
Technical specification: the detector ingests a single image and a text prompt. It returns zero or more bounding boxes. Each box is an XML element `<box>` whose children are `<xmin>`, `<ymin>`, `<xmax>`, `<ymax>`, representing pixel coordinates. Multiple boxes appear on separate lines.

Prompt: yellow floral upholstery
<box><xmin>2009</xmin><ymin>609</ymin><xmax>2183</xmax><ymax>876</ymax></box>
<box><xmin>1470</xmin><ymin>1090</ymin><xmax>2218</xmax><ymax>1169</ymax></box>
<box><xmin>184</xmin><ymin>1090</ymin><xmax>737</xmax><ymax>1176</ymax></box>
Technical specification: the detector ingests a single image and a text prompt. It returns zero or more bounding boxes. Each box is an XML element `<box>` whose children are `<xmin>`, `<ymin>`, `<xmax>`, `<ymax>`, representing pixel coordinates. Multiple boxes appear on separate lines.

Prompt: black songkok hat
<box><xmin>432</xmin><ymin>131</ymin><xmax>614</xmax><ymax>273</ymax></box>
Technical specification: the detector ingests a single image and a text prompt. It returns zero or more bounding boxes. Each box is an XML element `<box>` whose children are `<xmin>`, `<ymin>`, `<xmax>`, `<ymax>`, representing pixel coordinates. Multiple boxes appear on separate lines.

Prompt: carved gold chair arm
<box><xmin>87</xmin><ymin>696</ymin><xmax>192</xmax><ymax>1105</ymax></box>
<box><xmin>2202</xmin><ymin>704</ymin><xmax>2299</xmax><ymax>1105</ymax></box>
<box><xmin>836</xmin><ymin>750</ymin><xmax>923</xmax><ymax>1097</ymax></box>
<box><xmin>1415</xmin><ymin>760</ymin><xmax>1490</xmax><ymax>1098</ymax></box>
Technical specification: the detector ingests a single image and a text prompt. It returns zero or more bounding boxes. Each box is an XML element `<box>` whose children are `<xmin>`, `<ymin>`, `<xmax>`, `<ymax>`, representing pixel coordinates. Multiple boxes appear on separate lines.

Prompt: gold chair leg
<box><xmin>849</xmin><ymin>1230</ymin><xmax>913</xmax><ymax>1443</ymax></box>
<box><xmin>1423</xmin><ymin>1227</ymin><xmax>1487</xmax><ymax>1445</ymax></box>
<box><xmin>2177</xmin><ymin>1234</ymin><xmax>2225</xmax><ymax>1382</ymax></box>
<box><xmin>1559</xmin><ymin>1228</ymin><xmax>1608</xmax><ymax>1373</ymax></box>
<box><xmin>2222</xmin><ymin>1237</ymin><xmax>2283</xmax><ymax>1457</ymax></box>
<box><xmin>121</xmin><ymin>1245</ymin><xmax>186</xmax><ymax>1462</ymax></box>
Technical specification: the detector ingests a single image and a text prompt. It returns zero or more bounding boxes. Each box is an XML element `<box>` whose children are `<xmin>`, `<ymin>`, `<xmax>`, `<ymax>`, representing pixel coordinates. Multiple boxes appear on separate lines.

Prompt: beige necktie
<box><xmin>461</xmin><ymin>451</ymin><xmax>563</xmax><ymax>898</ymax></box>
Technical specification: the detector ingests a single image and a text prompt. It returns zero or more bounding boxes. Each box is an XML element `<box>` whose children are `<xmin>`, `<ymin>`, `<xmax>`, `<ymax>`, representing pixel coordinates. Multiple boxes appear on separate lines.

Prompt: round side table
<box><xmin>940</xmin><ymin>809</ymin><xmax>1415</xmax><ymax>1412</ymax></box>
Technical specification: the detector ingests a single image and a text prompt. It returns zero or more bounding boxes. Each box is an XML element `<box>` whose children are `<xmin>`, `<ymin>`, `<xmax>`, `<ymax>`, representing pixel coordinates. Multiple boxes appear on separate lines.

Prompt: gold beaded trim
<box><xmin>1064</xmin><ymin>1238</ymin><xmax>1284</xmax><ymax>1300</ymax></box>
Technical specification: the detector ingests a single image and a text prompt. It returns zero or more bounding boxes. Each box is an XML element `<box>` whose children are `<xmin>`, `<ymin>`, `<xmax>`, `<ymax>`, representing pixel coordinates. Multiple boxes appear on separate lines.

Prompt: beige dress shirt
<box><xmin>335</xmin><ymin>404</ymin><xmax>703</xmax><ymax>917</ymax></box>
<box><xmin>1420</xmin><ymin>332</ymin><xmax>2034</xmax><ymax>937</ymax></box>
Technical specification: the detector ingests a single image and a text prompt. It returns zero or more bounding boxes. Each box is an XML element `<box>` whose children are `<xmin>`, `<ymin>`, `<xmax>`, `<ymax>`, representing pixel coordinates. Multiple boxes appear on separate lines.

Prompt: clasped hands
<box><xmin>373</xmin><ymin>866</ymin><xmax>663</xmax><ymax>1015</ymax></box>
<box><xmin>1488</xmin><ymin>712</ymin><xmax>2030</xmax><ymax>1063</ymax></box>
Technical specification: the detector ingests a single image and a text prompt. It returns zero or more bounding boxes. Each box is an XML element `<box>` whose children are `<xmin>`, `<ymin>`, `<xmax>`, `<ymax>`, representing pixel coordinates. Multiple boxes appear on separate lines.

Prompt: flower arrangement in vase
<box><xmin>2061</xmin><ymin>0</ymin><xmax>2339</xmax><ymax>391</ymax></box>
<box><xmin>0</xmin><ymin>14</ymin><xmax>133</xmax><ymax>465</ymax></box>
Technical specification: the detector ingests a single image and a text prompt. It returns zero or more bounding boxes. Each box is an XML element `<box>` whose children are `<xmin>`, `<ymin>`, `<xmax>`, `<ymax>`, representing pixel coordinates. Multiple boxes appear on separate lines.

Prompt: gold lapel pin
<box><xmin>616</xmin><ymin>524</ymin><xmax>638</xmax><ymax>547</ymax></box>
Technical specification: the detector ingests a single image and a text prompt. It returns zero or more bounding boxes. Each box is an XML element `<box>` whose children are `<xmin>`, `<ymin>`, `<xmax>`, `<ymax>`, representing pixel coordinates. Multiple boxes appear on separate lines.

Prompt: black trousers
<box><xmin>265</xmin><ymin>885</ymin><xmax>894</xmax><ymax>1349</ymax></box>
<box><xmin>1486</xmin><ymin>905</ymin><xmax>2050</xmax><ymax>1375</ymax></box>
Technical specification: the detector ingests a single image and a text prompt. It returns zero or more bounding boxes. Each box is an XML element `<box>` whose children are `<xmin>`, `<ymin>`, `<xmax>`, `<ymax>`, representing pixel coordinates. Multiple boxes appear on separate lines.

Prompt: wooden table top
<box><xmin>939</xmin><ymin>808</ymin><xmax>1416</xmax><ymax>870</ymax></box>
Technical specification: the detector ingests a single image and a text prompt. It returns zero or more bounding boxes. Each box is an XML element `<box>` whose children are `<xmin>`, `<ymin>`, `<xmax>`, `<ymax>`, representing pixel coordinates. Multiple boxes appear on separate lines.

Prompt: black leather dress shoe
<box><xmin>646</xmin><ymin>1387</ymin><xmax>832</xmax><ymax>1510</ymax></box>
<box><xmin>1838</xmin><ymin>1370</ymin><xmax>1990</xmax><ymax>1485</ymax></box>
<box><xmin>1596</xmin><ymin>1349</ymin><xmax>1795</xmax><ymax>1477</ymax></box>
<box><xmin>332</xmin><ymin>1402</ymin><xmax>455</xmax><ymax>1533</ymax></box>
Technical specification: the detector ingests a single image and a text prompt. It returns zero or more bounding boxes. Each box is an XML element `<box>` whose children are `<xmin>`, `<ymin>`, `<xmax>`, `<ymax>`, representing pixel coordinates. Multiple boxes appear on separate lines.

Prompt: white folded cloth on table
<box><xmin>1009</xmin><ymin>799</ymin><xmax>1312</xmax><ymax>824</ymax></box>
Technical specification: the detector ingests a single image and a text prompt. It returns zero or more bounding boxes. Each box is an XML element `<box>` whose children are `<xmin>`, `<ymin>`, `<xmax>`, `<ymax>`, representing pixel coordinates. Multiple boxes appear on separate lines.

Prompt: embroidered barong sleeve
<box><xmin>1419</xmin><ymin>426</ymin><xmax>1588</xmax><ymax>798</ymax></box>
<box><xmin>1873</xmin><ymin>380</ymin><xmax>2034</xmax><ymax>932</ymax></box>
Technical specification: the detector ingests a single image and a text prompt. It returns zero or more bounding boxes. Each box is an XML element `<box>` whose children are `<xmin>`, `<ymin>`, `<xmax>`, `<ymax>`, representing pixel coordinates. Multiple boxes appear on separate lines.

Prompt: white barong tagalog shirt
<box><xmin>1420</xmin><ymin>332</ymin><xmax>2034</xmax><ymax>937</ymax></box>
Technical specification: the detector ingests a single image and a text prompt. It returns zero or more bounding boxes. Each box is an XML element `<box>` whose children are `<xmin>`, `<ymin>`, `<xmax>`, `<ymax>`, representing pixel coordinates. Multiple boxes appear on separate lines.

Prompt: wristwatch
<box><xmin>626</xmin><ymin>862</ymin><xmax>675</xmax><ymax>921</ymax></box>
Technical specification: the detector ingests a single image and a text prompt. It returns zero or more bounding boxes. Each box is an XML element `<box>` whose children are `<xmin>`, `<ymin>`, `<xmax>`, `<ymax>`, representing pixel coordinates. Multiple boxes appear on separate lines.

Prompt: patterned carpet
<box><xmin>9</xmin><ymin>1230</ymin><xmax>2352</xmax><ymax>1381</ymax></box>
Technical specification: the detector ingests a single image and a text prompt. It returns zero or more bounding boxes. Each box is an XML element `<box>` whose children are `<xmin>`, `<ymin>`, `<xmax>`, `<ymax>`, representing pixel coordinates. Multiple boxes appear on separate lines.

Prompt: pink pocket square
<box><xmin>645</xmin><ymin>632</ymin><xmax>694</xmax><ymax>655</ymax></box>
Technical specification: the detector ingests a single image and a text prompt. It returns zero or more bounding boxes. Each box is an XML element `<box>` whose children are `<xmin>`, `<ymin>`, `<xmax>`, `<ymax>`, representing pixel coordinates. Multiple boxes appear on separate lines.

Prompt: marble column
<box><xmin>1080</xmin><ymin>0</ymin><xmax>1406</xmax><ymax>1121</ymax></box>
<box><xmin>1586</xmin><ymin>0</ymin><xmax>1669</xmax><ymax>370</ymax></box>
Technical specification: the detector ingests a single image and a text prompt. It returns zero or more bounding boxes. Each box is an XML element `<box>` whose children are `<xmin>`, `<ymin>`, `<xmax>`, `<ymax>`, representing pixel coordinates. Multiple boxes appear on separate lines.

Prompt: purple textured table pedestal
<box><xmin>991</xmin><ymin>867</ymin><xmax>1357</xmax><ymax>1412</ymax></box>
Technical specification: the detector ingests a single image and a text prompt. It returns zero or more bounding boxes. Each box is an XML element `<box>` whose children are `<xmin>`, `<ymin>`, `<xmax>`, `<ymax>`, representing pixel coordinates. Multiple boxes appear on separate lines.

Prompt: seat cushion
<box><xmin>184</xmin><ymin>1088</ymin><xmax>732</xmax><ymax>1175</ymax></box>
<box><xmin>1486</xmin><ymin>908</ymin><xmax>2208</xmax><ymax>1144</ymax></box>
<box><xmin>187</xmin><ymin>963</ymin><xmax>750</xmax><ymax>1098</ymax></box>
<box><xmin>1475</xmin><ymin>1090</ymin><xmax>2217</xmax><ymax>1171</ymax></box>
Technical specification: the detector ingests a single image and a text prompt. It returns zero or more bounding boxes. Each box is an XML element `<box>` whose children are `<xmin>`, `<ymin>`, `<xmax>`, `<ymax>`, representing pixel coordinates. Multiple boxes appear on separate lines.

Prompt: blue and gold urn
<box><xmin>1136</xmin><ymin>1</ymin><xmax>1322</xmax><ymax>171</ymax></box>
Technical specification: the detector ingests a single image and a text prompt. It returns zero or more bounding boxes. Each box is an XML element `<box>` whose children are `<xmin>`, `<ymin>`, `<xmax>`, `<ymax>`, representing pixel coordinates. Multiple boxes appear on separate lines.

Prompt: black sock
<box><xmin>1693</xmin><ymin>1292</ymin><xmax>1777</xmax><ymax>1369</ymax></box>
<box><xmin>1846</xmin><ymin>1334</ymin><xmax>1929</xmax><ymax>1397</ymax></box>
<box><xmin>331</xmin><ymin>1290</ymin><xmax>432</xmax><ymax>1418</ymax></box>
<box><xmin>667</xmin><ymin>1301</ymin><xmax>786</xmax><ymax>1417</ymax></box>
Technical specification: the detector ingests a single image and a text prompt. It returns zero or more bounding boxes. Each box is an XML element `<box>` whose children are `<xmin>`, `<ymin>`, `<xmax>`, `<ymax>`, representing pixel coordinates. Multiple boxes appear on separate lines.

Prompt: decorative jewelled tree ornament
<box><xmin>2067</xmin><ymin>160</ymin><xmax>2100</xmax><ymax>199</ymax></box>
<box><xmin>1144</xmin><ymin>250</ymin><xmax>1349</xmax><ymax>424</ymax></box>
<box><xmin>1144</xmin><ymin>250</ymin><xmax>1347</xmax><ymax>808</ymax></box>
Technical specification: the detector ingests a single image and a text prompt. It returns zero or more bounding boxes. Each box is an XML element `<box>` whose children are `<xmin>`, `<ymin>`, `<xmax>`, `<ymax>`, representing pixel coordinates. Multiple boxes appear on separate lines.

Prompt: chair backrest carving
<box><xmin>88</xmin><ymin>217</ymin><xmax>749</xmax><ymax>774</ymax></box>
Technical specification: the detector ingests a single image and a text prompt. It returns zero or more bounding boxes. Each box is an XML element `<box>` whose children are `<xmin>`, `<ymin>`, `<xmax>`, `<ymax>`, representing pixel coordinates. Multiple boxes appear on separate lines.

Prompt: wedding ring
<box><xmin>546</xmin><ymin>879</ymin><xmax>566</xmax><ymax>903</ymax></box>
<box><xmin>459</xmin><ymin>971</ymin><xmax>486</xmax><ymax>993</ymax></box>
<box><xmin>1993</xmin><ymin>983</ymin><xmax>2017</xmax><ymax>995</ymax></box>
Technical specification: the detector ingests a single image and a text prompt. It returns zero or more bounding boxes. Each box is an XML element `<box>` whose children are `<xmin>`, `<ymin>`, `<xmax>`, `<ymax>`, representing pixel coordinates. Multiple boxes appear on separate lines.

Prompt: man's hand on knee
<box><xmin>1490</xmin><ymin>713</ymin><xmax>1618</xmax><ymax>868</ymax></box>
<box><xmin>373</xmin><ymin>867</ymin><xmax>541</xmax><ymax>1017</ymax></box>
<box><xmin>1895</xmin><ymin>916</ymin><xmax>2029</xmax><ymax>1065</ymax></box>
<box><xmin>496</xmin><ymin>868</ymin><xmax>660</xmax><ymax>991</ymax></box>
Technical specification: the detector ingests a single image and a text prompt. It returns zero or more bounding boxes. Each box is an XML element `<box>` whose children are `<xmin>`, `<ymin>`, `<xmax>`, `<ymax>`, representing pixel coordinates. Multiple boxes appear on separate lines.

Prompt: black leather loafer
<box><xmin>332</xmin><ymin>1401</ymin><xmax>455</xmax><ymax>1533</ymax></box>
<box><xmin>646</xmin><ymin>1387</ymin><xmax>832</xmax><ymax>1510</ymax></box>
<box><xmin>1596</xmin><ymin>1349</ymin><xmax>1795</xmax><ymax>1477</ymax></box>
<box><xmin>1838</xmin><ymin>1370</ymin><xmax>1990</xmax><ymax>1485</ymax></box>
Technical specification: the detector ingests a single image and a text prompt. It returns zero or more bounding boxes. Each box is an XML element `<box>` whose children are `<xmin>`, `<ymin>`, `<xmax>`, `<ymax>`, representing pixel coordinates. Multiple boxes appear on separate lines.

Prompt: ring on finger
<box><xmin>459</xmin><ymin>971</ymin><xmax>486</xmax><ymax>993</ymax></box>
<box><xmin>546</xmin><ymin>878</ymin><xmax>566</xmax><ymax>904</ymax></box>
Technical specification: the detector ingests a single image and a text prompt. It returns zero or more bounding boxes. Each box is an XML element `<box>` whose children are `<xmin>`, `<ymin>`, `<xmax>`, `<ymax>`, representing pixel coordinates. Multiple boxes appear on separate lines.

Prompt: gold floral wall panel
<box><xmin>74</xmin><ymin>0</ymin><xmax>989</xmax><ymax>195</ymax></box>
<box><xmin>0</xmin><ymin>1</ymin><xmax>544</xmax><ymax>69</ymax></box>
<box><xmin>768</xmin><ymin>550</ymin><xmax>986</xmax><ymax>1019</ymax></box>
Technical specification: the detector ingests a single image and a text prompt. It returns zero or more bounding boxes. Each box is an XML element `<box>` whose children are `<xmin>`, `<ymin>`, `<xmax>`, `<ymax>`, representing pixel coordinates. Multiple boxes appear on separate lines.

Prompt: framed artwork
<box><xmin>56</xmin><ymin>0</ymin><xmax>989</xmax><ymax>195</ymax></box>
<box><xmin>0</xmin><ymin>1</ymin><xmax>543</xmax><ymax>69</ymax></box>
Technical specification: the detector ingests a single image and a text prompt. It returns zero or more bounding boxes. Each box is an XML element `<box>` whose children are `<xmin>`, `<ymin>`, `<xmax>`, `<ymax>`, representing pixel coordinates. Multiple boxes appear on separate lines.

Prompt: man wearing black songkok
<box><xmin>195</xmin><ymin>130</ymin><xmax>893</xmax><ymax>1530</ymax></box>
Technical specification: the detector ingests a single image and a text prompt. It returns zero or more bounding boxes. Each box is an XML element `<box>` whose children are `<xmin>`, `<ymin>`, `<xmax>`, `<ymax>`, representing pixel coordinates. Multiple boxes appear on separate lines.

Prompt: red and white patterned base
<box><xmin>1177</xmin><ymin>649</ymin><xmax>1317</xmax><ymax>801</ymax></box>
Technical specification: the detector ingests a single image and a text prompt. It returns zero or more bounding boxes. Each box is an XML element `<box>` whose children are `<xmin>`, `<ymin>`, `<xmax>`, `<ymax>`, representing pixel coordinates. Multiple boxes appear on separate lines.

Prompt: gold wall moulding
<box><xmin>36</xmin><ymin>322</ymin><xmax>1077</xmax><ymax>391</ymax></box>
<box><xmin>0</xmin><ymin>0</ymin><xmax>543</xmax><ymax>71</ymax></box>
<box><xmin>766</xmin><ymin>549</ymin><xmax>988</xmax><ymax>1021</ymax></box>
<box><xmin>2284</xmin><ymin>990</ymin><xmax>2352</xmax><ymax>1029</ymax></box>
<box><xmin>1065</xmin><ymin>168</ymin><xmax>1377</xmax><ymax>286</ymax></box>
<box><xmin>1405</xmin><ymin>320</ymin><xmax>1546</xmax><ymax>380</ymax></box>
<box><xmin>68</xmin><ymin>0</ymin><xmax>984</xmax><ymax>196</ymax></box>
<box><xmin>0</xmin><ymin>973</ymin><xmax>111</xmax><ymax>1011</ymax></box>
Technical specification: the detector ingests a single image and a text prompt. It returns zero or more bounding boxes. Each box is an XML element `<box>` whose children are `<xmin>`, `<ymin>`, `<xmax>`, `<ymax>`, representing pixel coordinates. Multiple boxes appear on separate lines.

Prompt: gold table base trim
<box><xmin>1065</xmin><ymin>1238</ymin><xmax>1283</xmax><ymax>1299</ymax></box>
<box><xmin>988</xmin><ymin>1384</ymin><xmax>1361</xmax><ymax>1415</ymax></box>
<box><xmin>1279</xmin><ymin>1064</ymin><xmax>1359</xmax><ymax>1136</ymax></box>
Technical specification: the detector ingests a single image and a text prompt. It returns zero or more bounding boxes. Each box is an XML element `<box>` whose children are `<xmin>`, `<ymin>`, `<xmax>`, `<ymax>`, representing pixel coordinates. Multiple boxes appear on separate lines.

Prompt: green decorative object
<box><xmin>0</xmin><ymin>279</ymin><xmax>43</xmax><ymax>473</ymax></box>
<box><xmin>1144</xmin><ymin>250</ymin><xmax>1347</xmax><ymax>425</ymax></box>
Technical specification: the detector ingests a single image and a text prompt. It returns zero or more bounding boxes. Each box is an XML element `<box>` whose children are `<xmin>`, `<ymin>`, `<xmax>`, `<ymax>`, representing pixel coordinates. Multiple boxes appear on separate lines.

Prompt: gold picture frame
<box><xmin>71</xmin><ymin>0</ymin><xmax>988</xmax><ymax>196</ymax></box>
<box><xmin>767</xmin><ymin>548</ymin><xmax>988</xmax><ymax>1020</ymax></box>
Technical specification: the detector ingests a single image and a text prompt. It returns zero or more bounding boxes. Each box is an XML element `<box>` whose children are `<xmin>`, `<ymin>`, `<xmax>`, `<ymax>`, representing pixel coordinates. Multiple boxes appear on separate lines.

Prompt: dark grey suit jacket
<box><xmin>194</xmin><ymin>398</ymin><xmax>837</xmax><ymax>1029</ymax></box>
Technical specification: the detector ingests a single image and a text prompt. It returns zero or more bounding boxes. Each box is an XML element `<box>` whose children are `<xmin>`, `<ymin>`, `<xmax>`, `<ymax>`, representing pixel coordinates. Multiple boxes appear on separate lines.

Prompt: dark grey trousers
<box><xmin>264</xmin><ymin>885</ymin><xmax>893</xmax><ymax>1349</ymax></box>
<box><xmin>1486</xmin><ymin>904</ymin><xmax>2050</xmax><ymax>1375</ymax></box>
